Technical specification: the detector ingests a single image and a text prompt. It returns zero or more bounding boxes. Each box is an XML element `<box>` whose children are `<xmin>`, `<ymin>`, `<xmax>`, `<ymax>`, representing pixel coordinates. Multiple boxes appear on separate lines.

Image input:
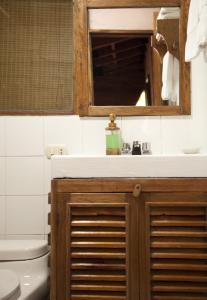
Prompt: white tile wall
<box><xmin>6</xmin><ymin>196</ymin><xmax>45</xmax><ymax>235</ymax></box>
<box><xmin>44</xmin><ymin>116</ymin><xmax>82</xmax><ymax>155</ymax></box>
<box><xmin>160</xmin><ymin>116</ymin><xmax>193</xmax><ymax>154</ymax></box>
<box><xmin>81</xmin><ymin>117</ymin><xmax>122</xmax><ymax>155</ymax></box>
<box><xmin>121</xmin><ymin>116</ymin><xmax>162</xmax><ymax>154</ymax></box>
<box><xmin>160</xmin><ymin>52</ymin><xmax>207</xmax><ymax>154</ymax></box>
<box><xmin>5</xmin><ymin>117</ymin><xmax>44</xmax><ymax>156</ymax></box>
<box><xmin>5</xmin><ymin>235</ymin><xmax>45</xmax><ymax>240</ymax></box>
<box><xmin>0</xmin><ymin>117</ymin><xmax>5</xmax><ymax>156</ymax></box>
<box><xmin>6</xmin><ymin>157</ymin><xmax>44</xmax><ymax>195</ymax></box>
<box><xmin>0</xmin><ymin>196</ymin><xmax>6</xmax><ymax>236</ymax></box>
<box><xmin>191</xmin><ymin>53</ymin><xmax>207</xmax><ymax>152</ymax></box>
<box><xmin>44</xmin><ymin>158</ymin><xmax>52</xmax><ymax>195</ymax></box>
<box><xmin>81</xmin><ymin>118</ymin><xmax>106</xmax><ymax>155</ymax></box>
<box><xmin>0</xmin><ymin>158</ymin><xmax>6</xmax><ymax>195</ymax></box>
<box><xmin>81</xmin><ymin>117</ymin><xmax>121</xmax><ymax>155</ymax></box>
<box><xmin>0</xmin><ymin>51</ymin><xmax>206</xmax><ymax>240</ymax></box>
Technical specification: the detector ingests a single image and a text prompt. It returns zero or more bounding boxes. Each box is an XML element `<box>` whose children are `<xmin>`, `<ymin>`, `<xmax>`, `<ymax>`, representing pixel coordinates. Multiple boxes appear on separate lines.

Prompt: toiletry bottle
<box><xmin>105</xmin><ymin>114</ymin><xmax>122</xmax><ymax>155</ymax></box>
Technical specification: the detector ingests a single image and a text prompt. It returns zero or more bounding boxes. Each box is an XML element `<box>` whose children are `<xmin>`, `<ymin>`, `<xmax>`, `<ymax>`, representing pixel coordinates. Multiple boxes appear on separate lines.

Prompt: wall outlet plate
<box><xmin>46</xmin><ymin>144</ymin><xmax>68</xmax><ymax>159</ymax></box>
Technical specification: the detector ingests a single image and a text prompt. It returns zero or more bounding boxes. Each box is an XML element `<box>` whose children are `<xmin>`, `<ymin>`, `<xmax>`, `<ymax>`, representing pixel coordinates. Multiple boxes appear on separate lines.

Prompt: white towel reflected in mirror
<box><xmin>161</xmin><ymin>51</ymin><xmax>179</xmax><ymax>105</ymax></box>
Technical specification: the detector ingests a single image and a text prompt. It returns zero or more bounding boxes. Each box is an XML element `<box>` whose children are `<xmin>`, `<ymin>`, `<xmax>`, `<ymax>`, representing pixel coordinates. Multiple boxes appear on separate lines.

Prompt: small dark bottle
<box><xmin>132</xmin><ymin>141</ymin><xmax>142</xmax><ymax>155</ymax></box>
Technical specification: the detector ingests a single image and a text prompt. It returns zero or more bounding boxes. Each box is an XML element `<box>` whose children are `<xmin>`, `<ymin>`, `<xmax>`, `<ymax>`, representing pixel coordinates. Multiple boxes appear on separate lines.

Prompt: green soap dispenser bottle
<box><xmin>105</xmin><ymin>114</ymin><xmax>122</xmax><ymax>155</ymax></box>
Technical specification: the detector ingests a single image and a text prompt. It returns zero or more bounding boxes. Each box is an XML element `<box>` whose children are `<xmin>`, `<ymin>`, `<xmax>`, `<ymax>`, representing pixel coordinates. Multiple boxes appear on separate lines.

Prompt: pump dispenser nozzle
<box><xmin>106</xmin><ymin>114</ymin><xmax>119</xmax><ymax>130</ymax></box>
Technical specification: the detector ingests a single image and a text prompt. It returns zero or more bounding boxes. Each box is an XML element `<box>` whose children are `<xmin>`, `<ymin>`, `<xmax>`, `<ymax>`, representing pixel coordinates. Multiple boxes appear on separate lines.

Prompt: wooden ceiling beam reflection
<box><xmin>94</xmin><ymin>52</ymin><xmax>145</xmax><ymax>68</ymax></box>
<box><xmin>94</xmin><ymin>49</ymin><xmax>146</xmax><ymax>67</ymax></box>
<box><xmin>103</xmin><ymin>61</ymin><xmax>145</xmax><ymax>76</ymax></box>
<box><xmin>106</xmin><ymin>64</ymin><xmax>145</xmax><ymax>76</ymax></box>
<box><xmin>95</xmin><ymin>64</ymin><xmax>144</xmax><ymax>76</ymax></box>
<box><xmin>92</xmin><ymin>37</ymin><xmax>147</xmax><ymax>51</ymax></box>
<box><xmin>93</xmin><ymin>44</ymin><xmax>147</xmax><ymax>61</ymax></box>
<box><xmin>99</xmin><ymin>56</ymin><xmax>145</xmax><ymax>73</ymax></box>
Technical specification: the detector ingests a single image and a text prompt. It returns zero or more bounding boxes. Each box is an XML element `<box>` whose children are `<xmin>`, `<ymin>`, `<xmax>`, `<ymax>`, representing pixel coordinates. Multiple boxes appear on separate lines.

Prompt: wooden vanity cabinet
<box><xmin>50</xmin><ymin>178</ymin><xmax>207</xmax><ymax>300</ymax></box>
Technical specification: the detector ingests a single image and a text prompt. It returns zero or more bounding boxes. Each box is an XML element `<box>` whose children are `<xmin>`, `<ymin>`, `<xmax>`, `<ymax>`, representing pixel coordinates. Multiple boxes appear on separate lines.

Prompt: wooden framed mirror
<box><xmin>74</xmin><ymin>0</ymin><xmax>190</xmax><ymax>116</ymax></box>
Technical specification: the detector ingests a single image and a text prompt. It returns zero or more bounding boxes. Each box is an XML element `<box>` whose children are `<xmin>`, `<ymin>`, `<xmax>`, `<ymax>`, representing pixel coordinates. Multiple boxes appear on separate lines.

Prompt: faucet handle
<box><xmin>142</xmin><ymin>142</ymin><xmax>152</xmax><ymax>154</ymax></box>
<box><xmin>132</xmin><ymin>141</ymin><xmax>141</xmax><ymax>155</ymax></box>
<box><xmin>122</xmin><ymin>143</ymin><xmax>131</xmax><ymax>154</ymax></box>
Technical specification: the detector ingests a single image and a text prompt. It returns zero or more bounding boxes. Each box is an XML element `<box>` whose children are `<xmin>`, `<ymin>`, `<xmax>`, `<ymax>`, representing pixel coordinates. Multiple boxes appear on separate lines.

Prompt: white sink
<box><xmin>51</xmin><ymin>154</ymin><xmax>207</xmax><ymax>178</ymax></box>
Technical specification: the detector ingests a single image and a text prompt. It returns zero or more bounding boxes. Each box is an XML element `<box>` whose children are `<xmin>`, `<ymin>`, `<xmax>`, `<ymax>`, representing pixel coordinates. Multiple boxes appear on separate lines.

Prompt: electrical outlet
<box><xmin>46</xmin><ymin>144</ymin><xmax>68</xmax><ymax>159</ymax></box>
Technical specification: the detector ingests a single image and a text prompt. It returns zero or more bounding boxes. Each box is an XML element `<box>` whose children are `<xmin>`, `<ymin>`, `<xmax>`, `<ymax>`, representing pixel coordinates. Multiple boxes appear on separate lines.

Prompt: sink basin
<box><xmin>51</xmin><ymin>154</ymin><xmax>207</xmax><ymax>178</ymax></box>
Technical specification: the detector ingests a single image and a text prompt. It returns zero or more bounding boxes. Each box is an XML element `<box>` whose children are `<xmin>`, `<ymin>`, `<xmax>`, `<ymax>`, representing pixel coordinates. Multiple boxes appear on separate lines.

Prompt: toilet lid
<box><xmin>0</xmin><ymin>270</ymin><xmax>21</xmax><ymax>300</ymax></box>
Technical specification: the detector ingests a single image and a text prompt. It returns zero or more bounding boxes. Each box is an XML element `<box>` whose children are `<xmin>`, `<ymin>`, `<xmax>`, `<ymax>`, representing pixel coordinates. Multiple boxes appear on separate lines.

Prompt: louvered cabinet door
<box><xmin>144</xmin><ymin>198</ymin><xmax>207</xmax><ymax>300</ymax></box>
<box><xmin>66</xmin><ymin>193</ymin><xmax>138</xmax><ymax>300</ymax></box>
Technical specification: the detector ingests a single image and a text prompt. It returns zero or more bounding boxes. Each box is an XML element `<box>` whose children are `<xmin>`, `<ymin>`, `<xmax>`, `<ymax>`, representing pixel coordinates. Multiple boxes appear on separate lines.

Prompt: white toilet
<box><xmin>0</xmin><ymin>240</ymin><xmax>49</xmax><ymax>300</ymax></box>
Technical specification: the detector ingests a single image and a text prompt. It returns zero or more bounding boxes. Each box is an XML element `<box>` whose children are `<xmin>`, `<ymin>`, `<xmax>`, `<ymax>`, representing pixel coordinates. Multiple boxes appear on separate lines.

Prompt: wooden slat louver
<box><xmin>146</xmin><ymin>202</ymin><xmax>207</xmax><ymax>300</ymax></box>
<box><xmin>67</xmin><ymin>203</ymin><xmax>129</xmax><ymax>300</ymax></box>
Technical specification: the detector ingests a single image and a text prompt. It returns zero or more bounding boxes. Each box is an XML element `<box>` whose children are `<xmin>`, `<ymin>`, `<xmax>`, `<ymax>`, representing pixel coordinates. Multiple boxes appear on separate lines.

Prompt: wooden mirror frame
<box><xmin>74</xmin><ymin>0</ymin><xmax>190</xmax><ymax>117</ymax></box>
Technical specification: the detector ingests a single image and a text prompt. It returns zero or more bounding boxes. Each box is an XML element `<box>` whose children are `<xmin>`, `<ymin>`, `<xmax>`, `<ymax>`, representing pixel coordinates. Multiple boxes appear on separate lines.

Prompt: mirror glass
<box><xmin>89</xmin><ymin>8</ymin><xmax>180</xmax><ymax>107</ymax></box>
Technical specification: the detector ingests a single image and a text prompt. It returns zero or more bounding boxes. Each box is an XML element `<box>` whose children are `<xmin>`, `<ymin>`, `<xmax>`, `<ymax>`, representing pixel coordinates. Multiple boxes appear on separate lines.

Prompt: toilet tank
<box><xmin>0</xmin><ymin>240</ymin><xmax>49</xmax><ymax>261</ymax></box>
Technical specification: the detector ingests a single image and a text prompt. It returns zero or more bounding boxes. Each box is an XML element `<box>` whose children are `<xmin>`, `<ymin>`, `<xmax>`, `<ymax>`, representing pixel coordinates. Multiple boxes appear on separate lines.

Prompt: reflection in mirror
<box><xmin>89</xmin><ymin>8</ymin><xmax>180</xmax><ymax>107</ymax></box>
<box><xmin>91</xmin><ymin>33</ymin><xmax>153</xmax><ymax>106</ymax></box>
